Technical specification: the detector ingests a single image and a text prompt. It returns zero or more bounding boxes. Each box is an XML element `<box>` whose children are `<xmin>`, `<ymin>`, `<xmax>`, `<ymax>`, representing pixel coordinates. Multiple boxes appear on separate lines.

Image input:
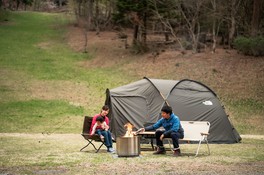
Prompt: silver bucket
<box><xmin>116</xmin><ymin>136</ymin><xmax>141</xmax><ymax>157</ymax></box>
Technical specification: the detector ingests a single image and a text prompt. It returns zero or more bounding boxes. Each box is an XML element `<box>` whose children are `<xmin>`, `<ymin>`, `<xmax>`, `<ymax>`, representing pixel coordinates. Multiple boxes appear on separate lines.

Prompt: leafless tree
<box><xmin>149</xmin><ymin>0</ymin><xmax>184</xmax><ymax>50</ymax></box>
<box><xmin>179</xmin><ymin>0</ymin><xmax>206</xmax><ymax>53</ymax></box>
<box><xmin>209</xmin><ymin>0</ymin><xmax>225</xmax><ymax>53</ymax></box>
<box><xmin>251</xmin><ymin>0</ymin><xmax>262</xmax><ymax>37</ymax></box>
<box><xmin>70</xmin><ymin>0</ymin><xmax>117</xmax><ymax>52</ymax></box>
<box><xmin>228</xmin><ymin>0</ymin><xmax>240</xmax><ymax>48</ymax></box>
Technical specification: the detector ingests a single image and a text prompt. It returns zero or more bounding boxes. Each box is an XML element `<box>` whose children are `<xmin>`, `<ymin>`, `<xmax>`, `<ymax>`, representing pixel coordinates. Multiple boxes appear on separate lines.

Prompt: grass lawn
<box><xmin>0</xmin><ymin>11</ymin><xmax>134</xmax><ymax>133</ymax></box>
<box><xmin>0</xmin><ymin>134</ymin><xmax>263</xmax><ymax>175</ymax></box>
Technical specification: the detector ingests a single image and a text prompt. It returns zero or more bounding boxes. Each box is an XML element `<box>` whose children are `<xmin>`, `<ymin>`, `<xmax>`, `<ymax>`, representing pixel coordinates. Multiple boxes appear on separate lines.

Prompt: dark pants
<box><xmin>96</xmin><ymin>130</ymin><xmax>113</xmax><ymax>148</ymax></box>
<box><xmin>95</xmin><ymin>129</ymin><xmax>103</xmax><ymax>136</ymax></box>
<box><xmin>155</xmin><ymin>130</ymin><xmax>184</xmax><ymax>149</ymax></box>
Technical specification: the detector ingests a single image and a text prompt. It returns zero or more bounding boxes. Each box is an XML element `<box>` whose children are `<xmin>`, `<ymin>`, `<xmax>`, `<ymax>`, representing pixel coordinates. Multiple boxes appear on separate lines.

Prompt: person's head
<box><xmin>161</xmin><ymin>105</ymin><xmax>172</xmax><ymax>119</ymax></box>
<box><xmin>96</xmin><ymin>116</ymin><xmax>104</xmax><ymax>125</ymax></box>
<box><xmin>100</xmin><ymin>105</ymin><xmax>109</xmax><ymax>116</ymax></box>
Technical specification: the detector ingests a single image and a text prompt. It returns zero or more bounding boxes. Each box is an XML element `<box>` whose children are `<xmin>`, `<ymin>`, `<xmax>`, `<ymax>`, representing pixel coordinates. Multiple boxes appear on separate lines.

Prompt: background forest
<box><xmin>1</xmin><ymin>0</ymin><xmax>264</xmax><ymax>56</ymax></box>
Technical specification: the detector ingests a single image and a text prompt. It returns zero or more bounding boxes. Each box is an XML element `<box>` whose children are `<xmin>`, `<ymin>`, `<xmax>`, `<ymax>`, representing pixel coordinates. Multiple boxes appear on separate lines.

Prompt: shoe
<box><xmin>173</xmin><ymin>148</ymin><xmax>181</xmax><ymax>157</ymax></box>
<box><xmin>107</xmin><ymin>147</ymin><xmax>115</xmax><ymax>153</ymax></box>
<box><xmin>153</xmin><ymin>147</ymin><xmax>166</xmax><ymax>155</ymax></box>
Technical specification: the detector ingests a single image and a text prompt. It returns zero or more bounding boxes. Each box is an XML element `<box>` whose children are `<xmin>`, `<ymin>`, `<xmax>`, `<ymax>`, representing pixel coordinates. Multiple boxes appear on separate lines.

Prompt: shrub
<box><xmin>234</xmin><ymin>36</ymin><xmax>264</xmax><ymax>56</ymax></box>
<box><xmin>131</xmin><ymin>41</ymin><xmax>149</xmax><ymax>54</ymax></box>
<box><xmin>0</xmin><ymin>9</ymin><xmax>9</xmax><ymax>22</ymax></box>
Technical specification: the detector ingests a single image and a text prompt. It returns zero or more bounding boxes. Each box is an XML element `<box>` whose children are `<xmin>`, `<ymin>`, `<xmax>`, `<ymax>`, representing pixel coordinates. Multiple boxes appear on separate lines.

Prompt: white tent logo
<box><xmin>203</xmin><ymin>100</ymin><xmax>213</xmax><ymax>106</ymax></box>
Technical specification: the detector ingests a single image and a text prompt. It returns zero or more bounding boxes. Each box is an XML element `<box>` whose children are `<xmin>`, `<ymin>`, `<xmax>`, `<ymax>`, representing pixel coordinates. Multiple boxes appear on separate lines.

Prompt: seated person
<box><xmin>90</xmin><ymin>116</ymin><xmax>109</xmax><ymax>141</ymax></box>
<box><xmin>90</xmin><ymin>105</ymin><xmax>115</xmax><ymax>153</ymax></box>
<box><xmin>139</xmin><ymin>105</ymin><xmax>184</xmax><ymax>156</ymax></box>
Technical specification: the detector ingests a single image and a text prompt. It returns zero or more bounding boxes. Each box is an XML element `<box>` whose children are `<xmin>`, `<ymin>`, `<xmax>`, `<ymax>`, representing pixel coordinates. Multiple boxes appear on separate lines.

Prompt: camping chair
<box><xmin>80</xmin><ymin>116</ymin><xmax>105</xmax><ymax>153</ymax></box>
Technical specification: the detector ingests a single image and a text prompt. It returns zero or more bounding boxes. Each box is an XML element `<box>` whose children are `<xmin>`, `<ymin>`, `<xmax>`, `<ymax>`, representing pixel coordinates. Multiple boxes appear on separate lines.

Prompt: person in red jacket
<box><xmin>90</xmin><ymin>116</ymin><xmax>109</xmax><ymax>141</ymax></box>
<box><xmin>90</xmin><ymin>105</ymin><xmax>115</xmax><ymax>153</ymax></box>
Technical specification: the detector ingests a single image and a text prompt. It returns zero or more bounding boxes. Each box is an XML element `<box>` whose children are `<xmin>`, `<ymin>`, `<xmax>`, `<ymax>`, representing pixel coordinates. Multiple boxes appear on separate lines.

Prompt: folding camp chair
<box><xmin>80</xmin><ymin>116</ymin><xmax>105</xmax><ymax>153</ymax></box>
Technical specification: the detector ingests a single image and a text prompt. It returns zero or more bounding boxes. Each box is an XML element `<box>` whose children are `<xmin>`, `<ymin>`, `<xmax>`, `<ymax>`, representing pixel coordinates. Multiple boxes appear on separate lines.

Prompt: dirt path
<box><xmin>240</xmin><ymin>134</ymin><xmax>264</xmax><ymax>140</ymax></box>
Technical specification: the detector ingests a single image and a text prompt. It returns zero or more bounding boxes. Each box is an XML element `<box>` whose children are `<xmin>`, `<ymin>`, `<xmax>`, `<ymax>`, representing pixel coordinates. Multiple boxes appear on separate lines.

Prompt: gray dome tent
<box><xmin>105</xmin><ymin>77</ymin><xmax>241</xmax><ymax>143</ymax></box>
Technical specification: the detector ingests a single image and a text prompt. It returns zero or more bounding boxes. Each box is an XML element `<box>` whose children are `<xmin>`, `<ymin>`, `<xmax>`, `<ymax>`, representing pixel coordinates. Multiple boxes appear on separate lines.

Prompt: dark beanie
<box><xmin>161</xmin><ymin>105</ymin><xmax>172</xmax><ymax>114</ymax></box>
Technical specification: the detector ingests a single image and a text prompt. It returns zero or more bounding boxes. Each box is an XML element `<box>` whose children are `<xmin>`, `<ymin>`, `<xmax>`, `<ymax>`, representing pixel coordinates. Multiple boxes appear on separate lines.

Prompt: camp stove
<box><xmin>116</xmin><ymin>123</ymin><xmax>141</xmax><ymax>157</ymax></box>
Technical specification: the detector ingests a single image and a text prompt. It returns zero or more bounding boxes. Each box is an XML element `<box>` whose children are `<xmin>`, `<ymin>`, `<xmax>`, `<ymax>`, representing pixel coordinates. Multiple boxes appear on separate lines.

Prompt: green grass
<box><xmin>0</xmin><ymin>11</ymin><xmax>85</xmax><ymax>80</ymax></box>
<box><xmin>0</xmin><ymin>11</ymin><xmax>134</xmax><ymax>133</ymax></box>
<box><xmin>0</xmin><ymin>100</ymin><xmax>84</xmax><ymax>133</ymax></box>
<box><xmin>0</xmin><ymin>134</ymin><xmax>263</xmax><ymax>174</ymax></box>
<box><xmin>0</xmin><ymin>12</ymin><xmax>87</xmax><ymax>133</ymax></box>
<box><xmin>225</xmin><ymin>99</ymin><xmax>264</xmax><ymax>135</ymax></box>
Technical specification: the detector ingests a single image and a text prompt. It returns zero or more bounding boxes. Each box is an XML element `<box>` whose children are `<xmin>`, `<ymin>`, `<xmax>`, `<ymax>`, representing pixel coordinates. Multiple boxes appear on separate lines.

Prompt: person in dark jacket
<box><xmin>139</xmin><ymin>105</ymin><xmax>184</xmax><ymax>156</ymax></box>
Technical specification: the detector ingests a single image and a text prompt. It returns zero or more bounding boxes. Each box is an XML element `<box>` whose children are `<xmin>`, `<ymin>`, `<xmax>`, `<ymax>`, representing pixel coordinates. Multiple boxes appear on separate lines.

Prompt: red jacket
<box><xmin>90</xmin><ymin>114</ymin><xmax>109</xmax><ymax>134</ymax></box>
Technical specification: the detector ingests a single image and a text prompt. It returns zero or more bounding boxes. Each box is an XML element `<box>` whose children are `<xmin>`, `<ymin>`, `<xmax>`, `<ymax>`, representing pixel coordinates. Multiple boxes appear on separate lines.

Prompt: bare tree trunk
<box><xmin>16</xmin><ymin>0</ymin><xmax>19</xmax><ymax>10</ymax></box>
<box><xmin>83</xmin><ymin>0</ymin><xmax>94</xmax><ymax>53</ymax></box>
<box><xmin>212</xmin><ymin>22</ymin><xmax>217</xmax><ymax>52</ymax></box>
<box><xmin>211</xmin><ymin>0</ymin><xmax>217</xmax><ymax>53</ymax></box>
<box><xmin>228</xmin><ymin>13</ymin><xmax>235</xmax><ymax>48</ymax></box>
<box><xmin>191</xmin><ymin>22</ymin><xmax>199</xmax><ymax>53</ymax></box>
<box><xmin>103</xmin><ymin>0</ymin><xmax>114</xmax><ymax>29</ymax></box>
<box><xmin>59</xmin><ymin>0</ymin><xmax>62</xmax><ymax>8</ymax></box>
<box><xmin>128</xmin><ymin>11</ymin><xmax>143</xmax><ymax>45</ymax></box>
<box><xmin>228</xmin><ymin>0</ymin><xmax>240</xmax><ymax>48</ymax></box>
<box><xmin>95</xmin><ymin>0</ymin><xmax>100</xmax><ymax>35</ymax></box>
<box><xmin>133</xmin><ymin>25</ymin><xmax>139</xmax><ymax>44</ymax></box>
<box><xmin>251</xmin><ymin>0</ymin><xmax>262</xmax><ymax>37</ymax></box>
<box><xmin>180</xmin><ymin>1</ymin><xmax>203</xmax><ymax>53</ymax></box>
<box><xmin>142</xmin><ymin>6</ymin><xmax>147</xmax><ymax>44</ymax></box>
<box><xmin>83</xmin><ymin>29</ymin><xmax>88</xmax><ymax>53</ymax></box>
<box><xmin>78</xmin><ymin>0</ymin><xmax>81</xmax><ymax>16</ymax></box>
